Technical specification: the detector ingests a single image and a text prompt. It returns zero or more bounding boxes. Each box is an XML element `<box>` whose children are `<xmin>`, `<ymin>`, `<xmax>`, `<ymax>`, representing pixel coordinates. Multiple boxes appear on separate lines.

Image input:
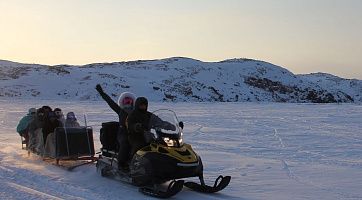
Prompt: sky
<box><xmin>0</xmin><ymin>0</ymin><xmax>362</xmax><ymax>79</ymax></box>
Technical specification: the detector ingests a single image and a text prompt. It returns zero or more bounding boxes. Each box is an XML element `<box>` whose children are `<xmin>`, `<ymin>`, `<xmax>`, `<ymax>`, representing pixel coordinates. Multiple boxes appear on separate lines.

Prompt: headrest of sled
<box><xmin>101</xmin><ymin>121</ymin><xmax>119</xmax><ymax>128</ymax></box>
<box><xmin>54</xmin><ymin>126</ymin><xmax>92</xmax><ymax>134</ymax></box>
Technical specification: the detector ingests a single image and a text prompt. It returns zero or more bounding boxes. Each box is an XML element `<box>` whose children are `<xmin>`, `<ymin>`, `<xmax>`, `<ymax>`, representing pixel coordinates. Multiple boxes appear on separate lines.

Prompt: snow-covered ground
<box><xmin>1</xmin><ymin>100</ymin><xmax>361</xmax><ymax>200</ymax></box>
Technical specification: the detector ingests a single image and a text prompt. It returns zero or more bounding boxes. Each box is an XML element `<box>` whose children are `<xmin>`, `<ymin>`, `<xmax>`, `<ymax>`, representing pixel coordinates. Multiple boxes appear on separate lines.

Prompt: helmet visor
<box><xmin>122</xmin><ymin>97</ymin><xmax>134</xmax><ymax>106</ymax></box>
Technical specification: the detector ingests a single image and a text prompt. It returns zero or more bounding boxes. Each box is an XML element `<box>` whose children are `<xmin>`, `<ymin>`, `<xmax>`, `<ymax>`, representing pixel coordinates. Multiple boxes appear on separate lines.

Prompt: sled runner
<box><xmin>96</xmin><ymin>109</ymin><xmax>231</xmax><ymax>198</ymax></box>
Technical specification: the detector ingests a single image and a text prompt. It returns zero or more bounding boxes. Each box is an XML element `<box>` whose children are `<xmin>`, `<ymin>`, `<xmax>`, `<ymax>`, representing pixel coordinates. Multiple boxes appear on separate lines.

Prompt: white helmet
<box><xmin>118</xmin><ymin>92</ymin><xmax>136</xmax><ymax>109</ymax></box>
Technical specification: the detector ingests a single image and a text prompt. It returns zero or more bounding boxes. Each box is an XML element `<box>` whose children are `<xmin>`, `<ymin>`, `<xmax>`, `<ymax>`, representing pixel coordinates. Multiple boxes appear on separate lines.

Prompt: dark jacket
<box><xmin>97</xmin><ymin>87</ymin><xmax>129</xmax><ymax>133</ymax></box>
<box><xmin>28</xmin><ymin>108</ymin><xmax>46</xmax><ymax>150</ymax></box>
<box><xmin>127</xmin><ymin>97</ymin><xmax>152</xmax><ymax>154</ymax></box>
<box><xmin>16</xmin><ymin>114</ymin><xmax>34</xmax><ymax>135</ymax></box>
<box><xmin>28</xmin><ymin>108</ymin><xmax>45</xmax><ymax>133</ymax></box>
<box><xmin>97</xmin><ymin>85</ymin><xmax>134</xmax><ymax>165</ymax></box>
<box><xmin>43</xmin><ymin>112</ymin><xmax>62</xmax><ymax>144</ymax></box>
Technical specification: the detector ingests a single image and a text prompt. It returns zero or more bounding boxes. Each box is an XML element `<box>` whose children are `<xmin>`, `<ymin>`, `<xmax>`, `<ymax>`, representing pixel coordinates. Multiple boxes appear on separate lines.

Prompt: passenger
<box><xmin>28</xmin><ymin>108</ymin><xmax>45</xmax><ymax>134</ymax></box>
<box><xmin>65</xmin><ymin>112</ymin><xmax>80</xmax><ymax>127</ymax></box>
<box><xmin>16</xmin><ymin>108</ymin><xmax>37</xmax><ymax>144</ymax></box>
<box><xmin>42</xmin><ymin>106</ymin><xmax>52</xmax><ymax>117</ymax></box>
<box><xmin>54</xmin><ymin>108</ymin><xmax>65</xmax><ymax>124</ymax></box>
<box><xmin>127</xmin><ymin>97</ymin><xmax>153</xmax><ymax>157</ymax></box>
<box><xmin>41</xmin><ymin>105</ymin><xmax>53</xmax><ymax>128</ymax></box>
<box><xmin>96</xmin><ymin>84</ymin><xmax>136</xmax><ymax>172</ymax></box>
<box><xmin>43</xmin><ymin>111</ymin><xmax>62</xmax><ymax>145</ymax></box>
<box><xmin>43</xmin><ymin>109</ymin><xmax>65</xmax><ymax>157</ymax></box>
<box><xmin>28</xmin><ymin>108</ymin><xmax>46</xmax><ymax>152</ymax></box>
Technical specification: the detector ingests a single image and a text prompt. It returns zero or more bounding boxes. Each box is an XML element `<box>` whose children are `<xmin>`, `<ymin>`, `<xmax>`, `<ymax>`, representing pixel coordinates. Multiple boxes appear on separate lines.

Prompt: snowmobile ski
<box><xmin>184</xmin><ymin>175</ymin><xmax>231</xmax><ymax>193</ymax></box>
<box><xmin>98</xmin><ymin>158</ymin><xmax>183</xmax><ymax>198</ymax></box>
<box><xmin>139</xmin><ymin>180</ymin><xmax>184</xmax><ymax>199</ymax></box>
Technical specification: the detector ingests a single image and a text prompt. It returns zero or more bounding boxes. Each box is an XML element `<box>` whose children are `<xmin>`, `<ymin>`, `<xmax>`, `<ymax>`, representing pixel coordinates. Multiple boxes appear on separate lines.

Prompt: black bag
<box><xmin>100</xmin><ymin>121</ymin><xmax>119</xmax><ymax>151</ymax></box>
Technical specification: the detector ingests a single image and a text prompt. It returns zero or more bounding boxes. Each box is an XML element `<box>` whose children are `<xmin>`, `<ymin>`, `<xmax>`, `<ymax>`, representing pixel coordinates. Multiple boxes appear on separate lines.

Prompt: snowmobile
<box><xmin>96</xmin><ymin>109</ymin><xmax>231</xmax><ymax>198</ymax></box>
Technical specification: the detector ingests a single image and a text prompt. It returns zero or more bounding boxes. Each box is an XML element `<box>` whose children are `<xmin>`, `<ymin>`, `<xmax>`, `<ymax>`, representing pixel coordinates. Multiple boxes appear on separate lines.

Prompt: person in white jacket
<box><xmin>65</xmin><ymin>112</ymin><xmax>80</xmax><ymax>127</ymax></box>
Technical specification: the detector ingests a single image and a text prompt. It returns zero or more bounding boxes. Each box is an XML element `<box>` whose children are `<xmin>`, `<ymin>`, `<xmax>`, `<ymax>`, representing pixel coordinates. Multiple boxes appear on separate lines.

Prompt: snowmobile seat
<box><xmin>51</xmin><ymin>126</ymin><xmax>95</xmax><ymax>159</ymax></box>
<box><xmin>100</xmin><ymin>121</ymin><xmax>119</xmax><ymax>155</ymax></box>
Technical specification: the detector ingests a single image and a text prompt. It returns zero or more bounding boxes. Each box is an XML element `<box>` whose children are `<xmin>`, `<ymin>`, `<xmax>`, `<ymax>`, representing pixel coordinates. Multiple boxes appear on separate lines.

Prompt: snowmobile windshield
<box><xmin>149</xmin><ymin>109</ymin><xmax>183</xmax><ymax>147</ymax></box>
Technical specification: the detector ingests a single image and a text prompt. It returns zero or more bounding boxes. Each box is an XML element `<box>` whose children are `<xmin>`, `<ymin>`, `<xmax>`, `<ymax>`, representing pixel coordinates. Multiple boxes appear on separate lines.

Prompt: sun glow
<box><xmin>1</xmin><ymin>0</ymin><xmax>361</xmax><ymax>78</ymax></box>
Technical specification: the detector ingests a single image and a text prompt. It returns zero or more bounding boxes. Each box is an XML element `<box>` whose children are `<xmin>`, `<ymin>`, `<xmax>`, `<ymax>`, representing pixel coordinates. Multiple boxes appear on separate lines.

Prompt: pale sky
<box><xmin>1</xmin><ymin>0</ymin><xmax>361</xmax><ymax>79</ymax></box>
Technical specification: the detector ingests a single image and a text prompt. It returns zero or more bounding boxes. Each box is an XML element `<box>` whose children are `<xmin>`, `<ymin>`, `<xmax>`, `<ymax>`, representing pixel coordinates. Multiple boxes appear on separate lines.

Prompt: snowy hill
<box><xmin>1</xmin><ymin>57</ymin><xmax>361</xmax><ymax>103</ymax></box>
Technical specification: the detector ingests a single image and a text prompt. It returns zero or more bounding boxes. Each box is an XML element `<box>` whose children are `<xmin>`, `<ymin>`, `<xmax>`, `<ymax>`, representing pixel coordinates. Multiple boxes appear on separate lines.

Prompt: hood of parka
<box><xmin>134</xmin><ymin>97</ymin><xmax>148</xmax><ymax>112</ymax></box>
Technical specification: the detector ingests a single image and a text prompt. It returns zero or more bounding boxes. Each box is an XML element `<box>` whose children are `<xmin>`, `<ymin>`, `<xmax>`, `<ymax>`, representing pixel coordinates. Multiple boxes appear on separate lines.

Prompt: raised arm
<box><xmin>96</xmin><ymin>84</ymin><xmax>121</xmax><ymax>114</ymax></box>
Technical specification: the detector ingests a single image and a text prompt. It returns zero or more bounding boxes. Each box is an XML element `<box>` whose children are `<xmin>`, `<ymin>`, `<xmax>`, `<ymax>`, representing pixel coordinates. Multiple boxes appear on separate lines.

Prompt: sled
<box><xmin>26</xmin><ymin>126</ymin><xmax>97</xmax><ymax>170</ymax></box>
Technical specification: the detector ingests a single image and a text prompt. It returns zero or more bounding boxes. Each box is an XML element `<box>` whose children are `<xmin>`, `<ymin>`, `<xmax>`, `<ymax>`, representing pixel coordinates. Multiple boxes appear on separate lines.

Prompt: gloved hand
<box><xmin>178</xmin><ymin>121</ymin><xmax>184</xmax><ymax>129</ymax></box>
<box><xmin>96</xmin><ymin>84</ymin><xmax>103</xmax><ymax>93</ymax></box>
<box><xmin>134</xmin><ymin>123</ymin><xmax>144</xmax><ymax>133</ymax></box>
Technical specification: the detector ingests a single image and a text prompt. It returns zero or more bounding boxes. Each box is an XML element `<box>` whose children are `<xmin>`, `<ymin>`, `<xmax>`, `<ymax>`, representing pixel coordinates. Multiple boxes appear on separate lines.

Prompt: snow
<box><xmin>1</xmin><ymin>58</ymin><xmax>362</xmax><ymax>102</ymax></box>
<box><xmin>1</xmin><ymin>100</ymin><xmax>362</xmax><ymax>199</ymax></box>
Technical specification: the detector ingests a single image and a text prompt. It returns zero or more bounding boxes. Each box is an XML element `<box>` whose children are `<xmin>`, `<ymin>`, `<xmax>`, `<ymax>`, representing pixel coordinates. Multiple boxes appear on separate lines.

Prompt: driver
<box><xmin>127</xmin><ymin>97</ymin><xmax>152</xmax><ymax>157</ymax></box>
<box><xmin>127</xmin><ymin>97</ymin><xmax>177</xmax><ymax>156</ymax></box>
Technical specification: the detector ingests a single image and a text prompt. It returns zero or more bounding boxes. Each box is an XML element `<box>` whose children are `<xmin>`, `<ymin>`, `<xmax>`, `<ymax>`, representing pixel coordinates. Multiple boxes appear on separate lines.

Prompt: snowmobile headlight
<box><xmin>163</xmin><ymin>137</ymin><xmax>177</xmax><ymax>147</ymax></box>
<box><xmin>179</xmin><ymin>131</ymin><xmax>183</xmax><ymax>145</ymax></box>
<box><xmin>163</xmin><ymin>137</ymin><xmax>183</xmax><ymax>147</ymax></box>
<box><xmin>178</xmin><ymin>137</ymin><xmax>183</xmax><ymax>146</ymax></box>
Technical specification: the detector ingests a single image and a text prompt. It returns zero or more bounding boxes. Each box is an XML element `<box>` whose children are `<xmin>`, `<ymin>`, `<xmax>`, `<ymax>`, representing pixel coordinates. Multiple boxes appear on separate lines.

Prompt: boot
<box><xmin>118</xmin><ymin>162</ymin><xmax>130</xmax><ymax>173</ymax></box>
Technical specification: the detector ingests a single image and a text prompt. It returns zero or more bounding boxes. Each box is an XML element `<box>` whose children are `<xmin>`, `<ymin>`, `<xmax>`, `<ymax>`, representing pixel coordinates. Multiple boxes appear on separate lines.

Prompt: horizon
<box><xmin>1</xmin><ymin>0</ymin><xmax>362</xmax><ymax>79</ymax></box>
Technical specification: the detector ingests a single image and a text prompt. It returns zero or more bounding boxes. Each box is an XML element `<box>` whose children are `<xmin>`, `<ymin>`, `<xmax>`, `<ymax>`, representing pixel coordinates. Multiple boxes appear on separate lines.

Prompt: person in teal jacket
<box><xmin>16</xmin><ymin>108</ymin><xmax>36</xmax><ymax>143</ymax></box>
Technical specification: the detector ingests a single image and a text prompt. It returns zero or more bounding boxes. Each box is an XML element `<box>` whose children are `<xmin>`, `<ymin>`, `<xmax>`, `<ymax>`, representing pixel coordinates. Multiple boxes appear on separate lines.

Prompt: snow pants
<box><xmin>117</xmin><ymin>129</ymin><xmax>130</xmax><ymax>167</ymax></box>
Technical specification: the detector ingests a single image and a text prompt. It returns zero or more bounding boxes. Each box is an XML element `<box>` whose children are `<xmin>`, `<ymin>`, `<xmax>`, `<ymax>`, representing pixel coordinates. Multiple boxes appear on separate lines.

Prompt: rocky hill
<box><xmin>1</xmin><ymin>57</ymin><xmax>361</xmax><ymax>103</ymax></box>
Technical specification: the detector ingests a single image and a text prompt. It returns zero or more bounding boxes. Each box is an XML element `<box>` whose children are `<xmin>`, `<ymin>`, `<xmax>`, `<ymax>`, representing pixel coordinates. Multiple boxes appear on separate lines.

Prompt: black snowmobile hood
<box><xmin>135</xmin><ymin>97</ymin><xmax>148</xmax><ymax>111</ymax></box>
